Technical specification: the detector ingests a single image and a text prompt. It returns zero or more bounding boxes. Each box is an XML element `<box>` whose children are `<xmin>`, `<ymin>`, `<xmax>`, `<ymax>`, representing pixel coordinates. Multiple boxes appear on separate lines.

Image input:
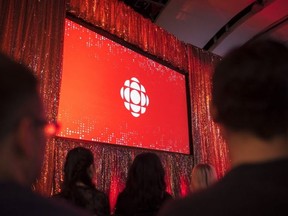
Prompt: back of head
<box><xmin>0</xmin><ymin>53</ymin><xmax>38</xmax><ymax>141</ymax></box>
<box><xmin>125</xmin><ymin>152</ymin><xmax>166</xmax><ymax>206</ymax></box>
<box><xmin>191</xmin><ymin>164</ymin><xmax>217</xmax><ymax>191</ymax></box>
<box><xmin>212</xmin><ymin>39</ymin><xmax>288</xmax><ymax>139</ymax></box>
<box><xmin>63</xmin><ymin>147</ymin><xmax>94</xmax><ymax>189</ymax></box>
<box><xmin>61</xmin><ymin>147</ymin><xmax>110</xmax><ymax>216</ymax></box>
<box><xmin>0</xmin><ymin>53</ymin><xmax>44</xmax><ymax>186</ymax></box>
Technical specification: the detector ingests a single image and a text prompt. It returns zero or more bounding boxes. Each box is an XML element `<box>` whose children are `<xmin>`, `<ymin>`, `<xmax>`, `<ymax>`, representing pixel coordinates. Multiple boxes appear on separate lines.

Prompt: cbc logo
<box><xmin>120</xmin><ymin>77</ymin><xmax>149</xmax><ymax>117</ymax></box>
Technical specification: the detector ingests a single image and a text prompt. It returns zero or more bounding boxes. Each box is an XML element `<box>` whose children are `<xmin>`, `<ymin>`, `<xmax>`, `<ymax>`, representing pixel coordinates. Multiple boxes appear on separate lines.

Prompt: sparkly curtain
<box><xmin>0</xmin><ymin>0</ymin><xmax>66</xmax><ymax>195</ymax></box>
<box><xmin>66</xmin><ymin>0</ymin><xmax>188</xmax><ymax>71</ymax></box>
<box><xmin>54</xmin><ymin>137</ymin><xmax>194</xmax><ymax>212</ymax></box>
<box><xmin>187</xmin><ymin>45</ymin><xmax>230</xmax><ymax>177</ymax></box>
<box><xmin>0</xmin><ymin>0</ymin><xmax>230</xmax><ymax>208</ymax></box>
<box><xmin>65</xmin><ymin>0</ymin><xmax>229</xmax><ymax>177</ymax></box>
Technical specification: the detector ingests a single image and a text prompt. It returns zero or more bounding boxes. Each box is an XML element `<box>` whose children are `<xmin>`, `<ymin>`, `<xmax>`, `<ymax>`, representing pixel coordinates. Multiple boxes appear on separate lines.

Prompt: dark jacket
<box><xmin>159</xmin><ymin>158</ymin><xmax>288</xmax><ymax>216</ymax></box>
<box><xmin>0</xmin><ymin>181</ymin><xmax>90</xmax><ymax>215</ymax></box>
<box><xmin>55</xmin><ymin>184</ymin><xmax>110</xmax><ymax>216</ymax></box>
<box><xmin>115</xmin><ymin>191</ymin><xmax>172</xmax><ymax>216</ymax></box>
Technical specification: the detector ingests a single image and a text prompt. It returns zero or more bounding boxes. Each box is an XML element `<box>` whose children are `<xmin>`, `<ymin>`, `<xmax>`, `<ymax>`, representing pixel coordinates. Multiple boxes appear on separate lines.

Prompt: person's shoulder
<box><xmin>52</xmin><ymin>191</ymin><xmax>65</xmax><ymax>199</ymax></box>
<box><xmin>40</xmin><ymin>196</ymin><xmax>92</xmax><ymax>216</ymax></box>
<box><xmin>161</xmin><ymin>191</ymin><xmax>173</xmax><ymax>203</ymax></box>
<box><xmin>158</xmin><ymin>186</ymin><xmax>223</xmax><ymax>216</ymax></box>
<box><xmin>0</xmin><ymin>181</ymin><xmax>91</xmax><ymax>216</ymax></box>
<box><xmin>24</xmin><ymin>189</ymin><xmax>91</xmax><ymax>215</ymax></box>
<box><xmin>115</xmin><ymin>190</ymin><xmax>132</xmax><ymax>206</ymax></box>
<box><xmin>116</xmin><ymin>190</ymin><xmax>128</xmax><ymax>199</ymax></box>
<box><xmin>92</xmin><ymin>187</ymin><xmax>108</xmax><ymax>200</ymax></box>
<box><xmin>163</xmin><ymin>191</ymin><xmax>173</xmax><ymax>198</ymax></box>
<box><xmin>158</xmin><ymin>195</ymin><xmax>196</xmax><ymax>216</ymax></box>
<box><xmin>94</xmin><ymin>187</ymin><xmax>106</xmax><ymax>195</ymax></box>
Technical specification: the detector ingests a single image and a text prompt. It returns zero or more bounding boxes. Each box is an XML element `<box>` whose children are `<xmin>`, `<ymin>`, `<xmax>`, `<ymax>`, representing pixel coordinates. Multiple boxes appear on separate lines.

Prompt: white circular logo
<box><xmin>120</xmin><ymin>77</ymin><xmax>149</xmax><ymax>117</ymax></box>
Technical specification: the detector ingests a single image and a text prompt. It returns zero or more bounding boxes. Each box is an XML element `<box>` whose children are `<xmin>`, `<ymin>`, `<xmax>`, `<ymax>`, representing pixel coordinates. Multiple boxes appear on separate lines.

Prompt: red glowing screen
<box><xmin>57</xmin><ymin>18</ymin><xmax>191</xmax><ymax>154</ymax></box>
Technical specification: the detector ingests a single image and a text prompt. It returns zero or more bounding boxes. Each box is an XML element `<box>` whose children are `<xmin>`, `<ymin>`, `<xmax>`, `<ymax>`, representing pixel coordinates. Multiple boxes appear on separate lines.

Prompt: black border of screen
<box><xmin>61</xmin><ymin>13</ymin><xmax>193</xmax><ymax>155</ymax></box>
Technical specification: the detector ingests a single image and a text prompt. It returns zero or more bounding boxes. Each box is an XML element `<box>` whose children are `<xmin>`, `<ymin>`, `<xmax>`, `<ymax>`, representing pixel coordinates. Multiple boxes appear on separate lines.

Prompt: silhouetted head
<box><xmin>211</xmin><ymin>39</ymin><xmax>288</xmax><ymax>139</ymax></box>
<box><xmin>63</xmin><ymin>147</ymin><xmax>94</xmax><ymax>188</ymax></box>
<box><xmin>191</xmin><ymin>163</ymin><xmax>217</xmax><ymax>192</ymax></box>
<box><xmin>0</xmin><ymin>53</ymin><xmax>46</xmax><ymax>186</ymax></box>
<box><xmin>125</xmin><ymin>152</ymin><xmax>166</xmax><ymax>207</ymax></box>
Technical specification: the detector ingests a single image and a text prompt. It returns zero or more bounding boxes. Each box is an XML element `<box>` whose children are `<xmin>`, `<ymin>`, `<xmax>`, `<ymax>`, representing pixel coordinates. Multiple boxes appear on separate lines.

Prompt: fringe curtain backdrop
<box><xmin>0</xmin><ymin>0</ymin><xmax>229</xmax><ymax>206</ymax></box>
<box><xmin>54</xmin><ymin>137</ymin><xmax>194</xmax><ymax>212</ymax></box>
<box><xmin>187</xmin><ymin>45</ymin><xmax>229</xmax><ymax>177</ymax></box>
<box><xmin>66</xmin><ymin>0</ymin><xmax>229</xmax><ymax>177</ymax></box>
<box><xmin>0</xmin><ymin>0</ymin><xmax>66</xmax><ymax>195</ymax></box>
<box><xmin>66</xmin><ymin>0</ymin><xmax>188</xmax><ymax>72</ymax></box>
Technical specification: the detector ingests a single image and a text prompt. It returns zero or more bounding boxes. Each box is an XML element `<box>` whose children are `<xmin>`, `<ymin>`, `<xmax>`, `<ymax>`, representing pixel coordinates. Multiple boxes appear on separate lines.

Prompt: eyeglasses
<box><xmin>32</xmin><ymin>118</ymin><xmax>60</xmax><ymax>137</ymax></box>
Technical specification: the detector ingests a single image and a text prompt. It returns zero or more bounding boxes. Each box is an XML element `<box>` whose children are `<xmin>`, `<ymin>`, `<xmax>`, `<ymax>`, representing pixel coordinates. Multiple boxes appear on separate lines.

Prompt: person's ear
<box><xmin>14</xmin><ymin>117</ymin><xmax>34</xmax><ymax>158</ymax></box>
<box><xmin>209</xmin><ymin>101</ymin><xmax>229</xmax><ymax>139</ymax></box>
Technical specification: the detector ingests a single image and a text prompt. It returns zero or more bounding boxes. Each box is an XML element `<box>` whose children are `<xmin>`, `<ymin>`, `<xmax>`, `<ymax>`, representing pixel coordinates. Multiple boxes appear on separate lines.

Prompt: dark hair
<box><xmin>124</xmin><ymin>152</ymin><xmax>167</xmax><ymax>208</ymax></box>
<box><xmin>59</xmin><ymin>147</ymin><xmax>111</xmax><ymax>216</ymax></box>
<box><xmin>212</xmin><ymin>39</ymin><xmax>288</xmax><ymax>139</ymax></box>
<box><xmin>62</xmin><ymin>147</ymin><xmax>94</xmax><ymax>192</ymax></box>
<box><xmin>0</xmin><ymin>53</ymin><xmax>38</xmax><ymax>141</ymax></box>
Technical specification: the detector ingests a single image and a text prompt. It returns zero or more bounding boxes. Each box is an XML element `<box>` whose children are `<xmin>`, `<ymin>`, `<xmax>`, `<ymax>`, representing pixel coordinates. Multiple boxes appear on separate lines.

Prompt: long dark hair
<box><xmin>124</xmin><ymin>152</ymin><xmax>167</xmax><ymax>209</ymax></box>
<box><xmin>59</xmin><ymin>147</ymin><xmax>111</xmax><ymax>216</ymax></box>
<box><xmin>62</xmin><ymin>147</ymin><xmax>94</xmax><ymax>193</ymax></box>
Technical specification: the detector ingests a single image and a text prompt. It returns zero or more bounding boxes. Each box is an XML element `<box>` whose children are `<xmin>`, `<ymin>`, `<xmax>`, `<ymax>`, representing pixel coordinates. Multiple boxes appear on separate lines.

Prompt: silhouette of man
<box><xmin>159</xmin><ymin>39</ymin><xmax>288</xmax><ymax>216</ymax></box>
<box><xmin>0</xmin><ymin>53</ymin><xmax>90</xmax><ymax>215</ymax></box>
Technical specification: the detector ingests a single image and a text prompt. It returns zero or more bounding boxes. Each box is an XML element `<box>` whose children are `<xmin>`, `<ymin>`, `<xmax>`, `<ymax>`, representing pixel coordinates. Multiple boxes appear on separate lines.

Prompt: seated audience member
<box><xmin>54</xmin><ymin>147</ymin><xmax>110</xmax><ymax>216</ymax></box>
<box><xmin>115</xmin><ymin>152</ymin><xmax>172</xmax><ymax>216</ymax></box>
<box><xmin>158</xmin><ymin>39</ymin><xmax>288</xmax><ymax>216</ymax></box>
<box><xmin>0</xmin><ymin>53</ymin><xmax>89</xmax><ymax>215</ymax></box>
<box><xmin>190</xmin><ymin>163</ymin><xmax>217</xmax><ymax>192</ymax></box>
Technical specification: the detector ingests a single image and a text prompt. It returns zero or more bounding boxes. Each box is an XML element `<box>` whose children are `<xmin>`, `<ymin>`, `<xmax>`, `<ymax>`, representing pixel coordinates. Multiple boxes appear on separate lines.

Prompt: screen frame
<box><xmin>58</xmin><ymin>13</ymin><xmax>193</xmax><ymax>155</ymax></box>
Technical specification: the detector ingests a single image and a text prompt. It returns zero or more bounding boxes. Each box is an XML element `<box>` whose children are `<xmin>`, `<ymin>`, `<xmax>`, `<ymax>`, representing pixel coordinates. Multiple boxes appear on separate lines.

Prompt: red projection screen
<box><xmin>57</xmin><ymin>17</ymin><xmax>192</xmax><ymax>154</ymax></box>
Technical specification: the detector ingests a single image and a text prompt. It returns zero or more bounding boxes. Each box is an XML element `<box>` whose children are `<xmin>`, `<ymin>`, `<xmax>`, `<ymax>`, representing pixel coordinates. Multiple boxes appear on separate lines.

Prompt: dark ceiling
<box><xmin>120</xmin><ymin>0</ymin><xmax>288</xmax><ymax>56</ymax></box>
<box><xmin>121</xmin><ymin>0</ymin><xmax>169</xmax><ymax>21</ymax></box>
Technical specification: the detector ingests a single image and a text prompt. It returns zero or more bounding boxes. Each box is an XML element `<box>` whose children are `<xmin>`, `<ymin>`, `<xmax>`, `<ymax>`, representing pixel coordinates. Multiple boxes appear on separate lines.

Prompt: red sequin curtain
<box><xmin>54</xmin><ymin>138</ymin><xmax>194</xmax><ymax>212</ymax></box>
<box><xmin>66</xmin><ymin>0</ymin><xmax>188</xmax><ymax>71</ymax></box>
<box><xmin>0</xmin><ymin>0</ymin><xmax>230</xmax><ymax>207</ymax></box>
<box><xmin>187</xmin><ymin>45</ymin><xmax>230</xmax><ymax>177</ymax></box>
<box><xmin>0</xmin><ymin>0</ymin><xmax>66</xmax><ymax>195</ymax></box>
<box><xmin>65</xmin><ymin>0</ymin><xmax>230</xmax><ymax>177</ymax></box>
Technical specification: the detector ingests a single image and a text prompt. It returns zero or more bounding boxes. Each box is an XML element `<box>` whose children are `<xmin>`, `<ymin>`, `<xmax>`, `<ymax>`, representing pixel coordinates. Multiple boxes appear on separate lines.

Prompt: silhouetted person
<box><xmin>115</xmin><ymin>152</ymin><xmax>172</xmax><ymax>216</ymax></box>
<box><xmin>190</xmin><ymin>164</ymin><xmax>217</xmax><ymax>192</ymax></box>
<box><xmin>0</xmin><ymin>53</ymin><xmax>90</xmax><ymax>215</ymax></box>
<box><xmin>55</xmin><ymin>147</ymin><xmax>110</xmax><ymax>216</ymax></box>
<box><xmin>158</xmin><ymin>39</ymin><xmax>288</xmax><ymax>216</ymax></box>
